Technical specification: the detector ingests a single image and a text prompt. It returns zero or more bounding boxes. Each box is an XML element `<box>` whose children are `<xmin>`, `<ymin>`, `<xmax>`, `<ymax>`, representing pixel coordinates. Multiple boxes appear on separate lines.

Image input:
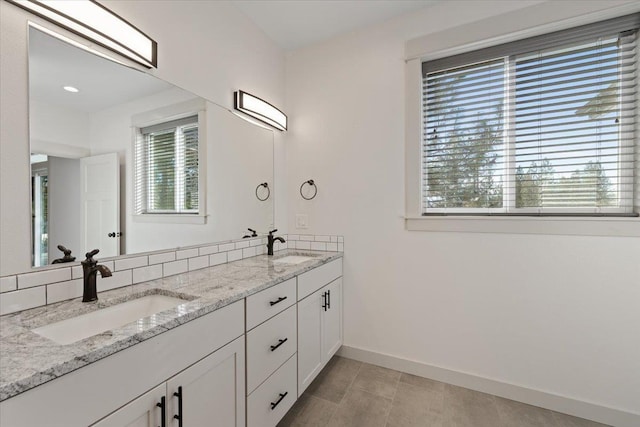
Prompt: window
<box><xmin>135</xmin><ymin>116</ymin><xmax>199</xmax><ymax>215</ymax></box>
<box><xmin>422</xmin><ymin>14</ymin><xmax>639</xmax><ymax>216</ymax></box>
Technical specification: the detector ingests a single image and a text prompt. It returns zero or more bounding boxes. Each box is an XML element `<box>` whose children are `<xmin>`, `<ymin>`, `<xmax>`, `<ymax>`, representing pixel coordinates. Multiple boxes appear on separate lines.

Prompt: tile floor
<box><xmin>278</xmin><ymin>356</ymin><xmax>610</xmax><ymax>427</ymax></box>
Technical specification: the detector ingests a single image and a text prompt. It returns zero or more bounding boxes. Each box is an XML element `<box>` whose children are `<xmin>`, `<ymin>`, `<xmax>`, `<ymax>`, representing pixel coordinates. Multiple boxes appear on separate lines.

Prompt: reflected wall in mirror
<box><xmin>28</xmin><ymin>26</ymin><xmax>274</xmax><ymax>267</ymax></box>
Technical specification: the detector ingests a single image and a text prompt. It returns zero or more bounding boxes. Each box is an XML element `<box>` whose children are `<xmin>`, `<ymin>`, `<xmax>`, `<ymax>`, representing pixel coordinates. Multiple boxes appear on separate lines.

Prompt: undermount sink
<box><xmin>272</xmin><ymin>255</ymin><xmax>316</xmax><ymax>265</ymax></box>
<box><xmin>33</xmin><ymin>295</ymin><xmax>189</xmax><ymax>345</ymax></box>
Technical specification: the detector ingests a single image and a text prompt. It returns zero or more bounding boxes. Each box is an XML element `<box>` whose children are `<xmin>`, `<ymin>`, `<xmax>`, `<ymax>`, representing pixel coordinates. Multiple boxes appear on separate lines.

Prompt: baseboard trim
<box><xmin>337</xmin><ymin>345</ymin><xmax>639</xmax><ymax>427</ymax></box>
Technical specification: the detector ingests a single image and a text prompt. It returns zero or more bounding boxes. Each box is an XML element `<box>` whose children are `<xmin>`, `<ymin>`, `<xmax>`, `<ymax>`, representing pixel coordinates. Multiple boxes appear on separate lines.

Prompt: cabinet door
<box><xmin>322</xmin><ymin>278</ymin><xmax>343</xmax><ymax>362</ymax></box>
<box><xmin>167</xmin><ymin>337</ymin><xmax>245</xmax><ymax>427</ymax></box>
<box><xmin>91</xmin><ymin>384</ymin><xmax>165</xmax><ymax>427</ymax></box>
<box><xmin>297</xmin><ymin>289</ymin><xmax>324</xmax><ymax>396</ymax></box>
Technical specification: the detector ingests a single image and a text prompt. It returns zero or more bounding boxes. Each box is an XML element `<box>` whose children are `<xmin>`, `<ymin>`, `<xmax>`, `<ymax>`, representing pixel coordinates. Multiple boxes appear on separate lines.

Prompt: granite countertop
<box><xmin>0</xmin><ymin>249</ymin><xmax>342</xmax><ymax>402</ymax></box>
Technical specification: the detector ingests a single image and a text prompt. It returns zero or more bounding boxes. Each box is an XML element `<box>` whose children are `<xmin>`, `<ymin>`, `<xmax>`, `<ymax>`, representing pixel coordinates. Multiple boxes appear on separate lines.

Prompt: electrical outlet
<box><xmin>295</xmin><ymin>214</ymin><xmax>309</xmax><ymax>229</ymax></box>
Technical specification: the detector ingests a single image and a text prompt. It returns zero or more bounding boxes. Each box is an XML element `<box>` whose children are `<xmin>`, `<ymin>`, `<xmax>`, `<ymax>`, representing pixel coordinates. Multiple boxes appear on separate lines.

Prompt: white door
<box><xmin>297</xmin><ymin>289</ymin><xmax>324</xmax><ymax>396</ymax></box>
<box><xmin>167</xmin><ymin>337</ymin><xmax>245</xmax><ymax>427</ymax></box>
<box><xmin>91</xmin><ymin>384</ymin><xmax>165</xmax><ymax>427</ymax></box>
<box><xmin>80</xmin><ymin>153</ymin><xmax>119</xmax><ymax>257</ymax></box>
<box><xmin>322</xmin><ymin>278</ymin><xmax>343</xmax><ymax>361</ymax></box>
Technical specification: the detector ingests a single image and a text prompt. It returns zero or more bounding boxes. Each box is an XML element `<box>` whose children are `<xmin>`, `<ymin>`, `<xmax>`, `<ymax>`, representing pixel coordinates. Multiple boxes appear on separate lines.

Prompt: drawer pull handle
<box><xmin>270</xmin><ymin>391</ymin><xmax>288</xmax><ymax>410</ymax></box>
<box><xmin>327</xmin><ymin>289</ymin><xmax>331</xmax><ymax>309</ymax></box>
<box><xmin>270</xmin><ymin>337</ymin><xmax>288</xmax><ymax>351</ymax></box>
<box><xmin>173</xmin><ymin>386</ymin><xmax>183</xmax><ymax>427</ymax></box>
<box><xmin>270</xmin><ymin>296</ymin><xmax>288</xmax><ymax>306</ymax></box>
<box><xmin>156</xmin><ymin>396</ymin><xmax>166</xmax><ymax>427</ymax></box>
<box><xmin>322</xmin><ymin>291</ymin><xmax>327</xmax><ymax>311</ymax></box>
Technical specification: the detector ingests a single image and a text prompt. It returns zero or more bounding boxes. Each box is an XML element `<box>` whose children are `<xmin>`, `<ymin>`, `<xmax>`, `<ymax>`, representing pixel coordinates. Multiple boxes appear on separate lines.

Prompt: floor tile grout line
<box><xmin>382</xmin><ymin>373</ymin><xmax>402</xmax><ymax>427</ymax></box>
<box><xmin>325</xmin><ymin>359</ymin><xmax>364</xmax><ymax>426</ymax></box>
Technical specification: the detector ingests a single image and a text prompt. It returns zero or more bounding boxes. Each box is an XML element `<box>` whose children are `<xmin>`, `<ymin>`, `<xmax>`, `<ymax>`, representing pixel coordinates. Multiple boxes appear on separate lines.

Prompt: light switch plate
<box><xmin>295</xmin><ymin>214</ymin><xmax>309</xmax><ymax>229</ymax></box>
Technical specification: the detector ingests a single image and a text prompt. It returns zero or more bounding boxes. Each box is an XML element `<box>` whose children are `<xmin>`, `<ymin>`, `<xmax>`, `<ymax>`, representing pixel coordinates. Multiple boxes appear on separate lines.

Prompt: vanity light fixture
<box><xmin>7</xmin><ymin>0</ymin><xmax>158</xmax><ymax>68</ymax></box>
<box><xmin>234</xmin><ymin>90</ymin><xmax>287</xmax><ymax>131</ymax></box>
<box><xmin>63</xmin><ymin>85</ymin><xmax>79</xmax><ymax>93</ymax></box>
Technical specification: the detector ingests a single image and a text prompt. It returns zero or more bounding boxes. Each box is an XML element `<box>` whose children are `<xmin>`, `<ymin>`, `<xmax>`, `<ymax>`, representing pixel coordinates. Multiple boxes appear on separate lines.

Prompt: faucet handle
<box><xmin>270</xmin><ymin>229</ymin><xmax>278</xmax><ymax>235</ymax></box>
<box><xmin>85</xmin><ymin>249</ymin><xmax>100</xmax><ymax>260</ymax></box>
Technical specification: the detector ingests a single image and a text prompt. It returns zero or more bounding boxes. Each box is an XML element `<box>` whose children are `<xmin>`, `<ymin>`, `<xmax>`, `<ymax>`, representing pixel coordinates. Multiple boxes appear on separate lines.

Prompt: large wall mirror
<box><xmin>28</xmin><ymin>26</ymin><xmax>274</xmax><ymax>267</ymax></box>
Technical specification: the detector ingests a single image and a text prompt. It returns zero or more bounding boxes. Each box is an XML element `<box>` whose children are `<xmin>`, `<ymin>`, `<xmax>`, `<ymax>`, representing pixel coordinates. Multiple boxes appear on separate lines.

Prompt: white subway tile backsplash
<box><xmin>256</xmin><ymin>246</ymin><xmax>266</xmax><ymax>255</ymax></box>
<box><xmin>299</xmin><ymin>235</ymin><xmax>314</xmax><ymax>241</ymax></box>
<box><xmin>235</xmin><ymin>240</ymin><xmax>250</xmax><ymax>249</ymax></box>
<box><xmin>176</xmin><ymin>248</ymin><xmax>199</xmax><ymax>260</ymax></box>
<box><xmin>198</xmin><ymin>245</ymin><xmax>218</xmax><ymax>256</ymax></box>
<box><xmin>209</xmin><ymin>252</ymin><xmax>227</xmax><ymax>266</ymax></box>
<box><xmin>114</xmin><ymin>256</ymin><xmax>148</xmax><ymax>271</ymax></box>
<box><xmin>47</xmin><ymin>279</ymin><xmax>83</xmax><ymax>304</ymax></box>
<box><xmin>288</xmin><ymin>234</ymin><xmax>299</xmax><ymax>241</ymax></box>
<box><xmin>72</xmin><ymin>266</ymin><xmax>83</xmax><ymax>279</ymax></box>
<box><xmin>218</xmin><ymin>243</ymin><xmax>235</xmax><ymax>252</ymax></box>
<box><xmin>227</xmin><ymin>249</ymin><xmax>242</xmax><ymax>262</ymax></box>
<box><xmin>314</xmin><ymin>235</ymin><xmax>331</xmax><ymax>242</ymax></box>
<box><xmin>0</xmin><ymin>276</ymin><xmax>17</xmax><ymax>293</ymax></box>
<box><xmin>273</xmin><ymin>241</ymin><xmax>287</xmax><ymax>252</ymax></box>
<box><xmin>295</xmin><ymin>241</ymin><xmax>311</xmax><ymax>250</ymax></box>
<box><xmin>249</xmin><ymin>238</ymin><xmax>264</xmax><ymax>247</ymax></box>
<box><xmin>1</xmin><ymin>287</ymin><xmax>46</xmax><ymax>315</ymax></box>
<box><xmin>18</xmin><ymin>268</ymin><xmax>71</xmax><ymax>289</ymax></box>
<box><xmin>242</xmin><ymin>247</ymin><xmax>257</xmax><ymax>259</ymax></box>
<box><xmin>132</xmin><ymin>265</ymin><xmax>163</xmax><ymax>284</ymax></box>
<box><xmin>188</xmin><ymin>256</ymin><xmax>209</xmax><ymax>271</ymax></box>
<box><xmin>163</xmin><ymin>260</ymin><xmax>188</xmax><ymax>277</ymax></box>
<box><xmin>97</xmin><ymin>270</ymin><xmax>132</xmax><ymax>292</ymax></box>
<box><xmin>149</xmin><ymin>252</ymin><xmax>176</xmax><ymax>265</ymax></box>
<box><xmin>311</xmin><ymin>242</ymin><xmax>327</xmax><ymax>251</ymax></box>
<box><xmin>326</xmin><ymin>242</ymin><xmax>338</xmax><ymax>252</ymax></box>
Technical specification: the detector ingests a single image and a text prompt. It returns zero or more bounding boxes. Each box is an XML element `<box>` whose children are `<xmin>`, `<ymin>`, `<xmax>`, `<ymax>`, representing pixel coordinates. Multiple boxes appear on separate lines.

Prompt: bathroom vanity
<box><xmin>0</xmin><ymin>250</ymin><xmax>343</xmax><ymax>427</ymax></box>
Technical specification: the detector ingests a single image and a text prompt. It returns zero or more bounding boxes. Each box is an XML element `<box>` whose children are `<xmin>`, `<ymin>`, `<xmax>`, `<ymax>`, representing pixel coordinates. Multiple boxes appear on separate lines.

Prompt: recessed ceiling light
<box><xmin>63</xmin><ymin>86</ymin><xmax>79</xmax><ymax>93</ymax></box>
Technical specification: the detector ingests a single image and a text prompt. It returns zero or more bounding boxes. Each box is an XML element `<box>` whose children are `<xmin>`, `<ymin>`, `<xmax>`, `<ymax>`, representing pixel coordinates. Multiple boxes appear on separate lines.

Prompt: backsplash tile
<box><xmin>1</xmin><ymin>234</ymin><xmax>343</xmax><ymax>311</ymax></box>
<box><xmin>188</xmin><ymin>256</ymin><xmax>209</xmax><ymax>271</ymax></box>
<box><xmin>98</xmin><ymin>270</ymin><xmax>132</xmax><ymax>292</ymax></box>
<box><xmin>0</xmin><ymin>276</ymin><xmax>17</xmax><ymax>293</ymax></box>
<box><xmin>149</xmin><ymin>252</ymin><xmax>176</xmax><ymax>265</ymax></box>
<box><xmin>132</xmin><ymin>265</ymin><xmax>163</xmax><ymax>284</ymax></box>
<box><xmin>114</xmin><ymin>256</ymin><xmax>148</xmax><ymax>271</ymax></box>
<box><xmin>163</xmin><ymin>260</ymin><xmax>188</xmax><ymax>277</ymax></box>
<box><xmin>18</xmin><ymin>268</ymin><xmax>71</xmax><ymax>289</ymax></box>
<box><xmin>176</xmin><ymin>248</ymin><xmax>199</xmax><ymax>260</ymax></box>
<box><xmin>0</xmin><ymin>287</ymin><xmax>46</xmax><ymax>315</ymax></box>
<box><xmin>47</xmin><ymin>279</ymin><xmax>83</xmax><ymax>304</ymax></box>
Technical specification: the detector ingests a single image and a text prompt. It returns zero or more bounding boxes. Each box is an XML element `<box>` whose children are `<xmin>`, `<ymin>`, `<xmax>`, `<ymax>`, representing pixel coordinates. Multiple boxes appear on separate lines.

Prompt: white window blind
<box><xmin>422</xmin><ymin>14</ymin><xmax>639</xmax><ymax>216</ymax></box>
<box><xmin>135</xmin><ymin>116</ymin><xmax>199</xmax><ymax>214</ymax></box>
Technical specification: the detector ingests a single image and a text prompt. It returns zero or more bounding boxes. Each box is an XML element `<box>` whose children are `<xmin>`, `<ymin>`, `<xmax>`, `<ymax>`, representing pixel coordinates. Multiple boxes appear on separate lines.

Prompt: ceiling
<box><xmin>232</xmin><ymin>0</ymin><xmax>439</xmax><ymax>51</ymax></box>
<box><xmin>29</xmin><ymin>27</ymin><xmax>173</xmax><ymax>113</ymax></box>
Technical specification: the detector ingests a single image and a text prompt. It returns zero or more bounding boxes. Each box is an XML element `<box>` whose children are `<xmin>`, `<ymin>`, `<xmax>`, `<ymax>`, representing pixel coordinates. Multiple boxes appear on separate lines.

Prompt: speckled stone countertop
<box><xmin>0</xmin><ymin>250</ymin><xmax>342</xmax><ymax>401</ymax></box>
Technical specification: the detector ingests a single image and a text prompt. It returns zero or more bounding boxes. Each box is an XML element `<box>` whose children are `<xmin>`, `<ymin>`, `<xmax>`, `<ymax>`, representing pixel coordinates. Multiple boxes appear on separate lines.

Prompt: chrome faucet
<box><xmin>82</xmin><ymin>249</ymin><xmax>112</xmax><ymax>302</ymax></box>
<box><xmin>267</xmin><ymin>229</ymin><xmax>285</xmax><ymax>256</ymax></box>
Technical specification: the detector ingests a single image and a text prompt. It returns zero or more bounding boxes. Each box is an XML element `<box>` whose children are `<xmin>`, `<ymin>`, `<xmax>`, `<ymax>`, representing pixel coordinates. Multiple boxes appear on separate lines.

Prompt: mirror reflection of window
<box><xmin>136</xmin><ymin>116</ymin><xmax>199</xmax><ymax>215</ymax></box>
<box><xmin>31</xmin><ymin>154</ymin><xmax>49</xmax><ymax>267</ymax></box>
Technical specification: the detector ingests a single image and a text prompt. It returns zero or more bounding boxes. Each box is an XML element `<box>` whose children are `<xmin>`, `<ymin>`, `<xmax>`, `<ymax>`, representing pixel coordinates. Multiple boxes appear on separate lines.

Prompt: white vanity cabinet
<box><xmin>93</xmin><ymin>337</ymin><xmax>245</xmax><ymax>427</ymax></box>
<box><xmin>297</xmin><ymin>259</ymin><xmax>343</xmax><ymax>395</ymax></box>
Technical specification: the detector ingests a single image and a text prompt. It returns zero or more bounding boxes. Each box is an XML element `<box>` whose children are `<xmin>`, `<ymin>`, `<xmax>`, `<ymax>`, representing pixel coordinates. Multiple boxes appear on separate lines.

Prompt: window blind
<box><xmin>135</xmin><ymin>116</ymin><xmax>199</xmax><ymax>214</ymax></box>
<box><xmin>422</xmin><ymin>14</ymin><xmax>639</xmax><ymax>215</ymax></box>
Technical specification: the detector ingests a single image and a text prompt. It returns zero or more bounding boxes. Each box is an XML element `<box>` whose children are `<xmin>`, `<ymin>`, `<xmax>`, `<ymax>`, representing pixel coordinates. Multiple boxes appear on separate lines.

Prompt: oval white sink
<box><xmin>33</xmin><ymin>295</ymin><xmax>189</xmax><ymax>345</ymax></box>
<box><xmin>272</xmin><ymin>255</ymin><xmax>315</xmax><ymax>265</ymax></box>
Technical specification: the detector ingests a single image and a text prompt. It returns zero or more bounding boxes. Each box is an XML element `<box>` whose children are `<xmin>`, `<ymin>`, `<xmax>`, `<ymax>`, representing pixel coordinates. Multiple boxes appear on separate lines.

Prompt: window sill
<box><xmin>405</xmin><ymin>216</ymin><xmax>640</xmax><ymax>237</ymax></box>
<box><xmin>133</xmin><ymin>214</ymin><xmax>207</xmax><ymax>225</ymax></box>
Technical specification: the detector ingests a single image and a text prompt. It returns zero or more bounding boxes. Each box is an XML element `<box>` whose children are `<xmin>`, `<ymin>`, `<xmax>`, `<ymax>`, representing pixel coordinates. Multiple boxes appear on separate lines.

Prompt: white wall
<box><xmin>29</xmin><ymin>101</ymin><xmax>91</xmax><ymax>157</ymax></box>
<box><xmin>285</xmin><ymin>0</ymin><xmax>640</xmax><ymax>423</ymax></box>
<box><xmin>0</xmin><ymin>0</ymin><xmax>285</xmax><ymax>275</ymax></box>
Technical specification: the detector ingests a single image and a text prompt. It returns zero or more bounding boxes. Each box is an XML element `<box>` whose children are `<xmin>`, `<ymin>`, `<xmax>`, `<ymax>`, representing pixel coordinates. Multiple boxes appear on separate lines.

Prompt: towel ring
<box><xmin>300</xmin><ymin>179</ymin><xmax>317</xmax><ymax>200</ymax></box>
<box><xmin>256</xmin><ymin>182</ymin><xmax>270</xmax><ymax>201</ymax></box>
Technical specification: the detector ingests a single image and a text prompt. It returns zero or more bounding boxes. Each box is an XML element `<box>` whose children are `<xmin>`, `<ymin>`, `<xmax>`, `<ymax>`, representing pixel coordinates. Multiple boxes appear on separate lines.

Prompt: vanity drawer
<box><xmin>247</xmin><ymin>354</ymin><xmax>297</xmax><ymax>427</ymax></box>
<box><xmin>297</xmin><ymin>258</ymin><xmax>342</xmax><ymax>300</ymax></box>
<box><xmin>246</xmin><ymin>277</ymin><xmax>296</xmax><ymax>330</ymax></box>
<box><xmin>246</xmin><ymin>305</ymin><xmax>297</xmax><ymax>393</ymax></box>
